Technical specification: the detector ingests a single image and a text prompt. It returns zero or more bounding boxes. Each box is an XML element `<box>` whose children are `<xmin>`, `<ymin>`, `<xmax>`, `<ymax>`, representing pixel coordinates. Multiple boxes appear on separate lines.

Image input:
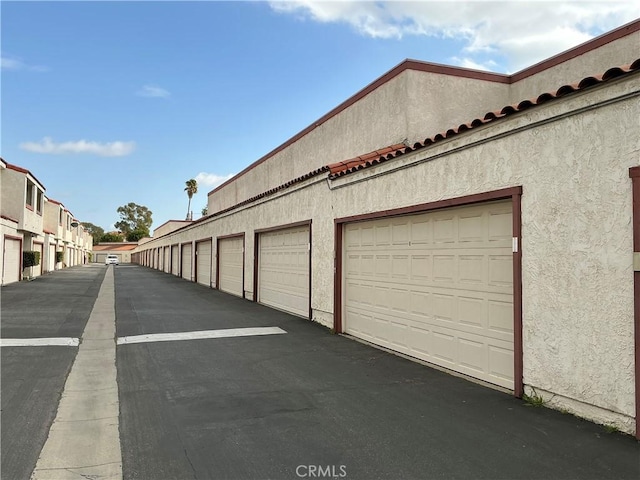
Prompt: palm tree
<box><xmin>184</xmin><ymin>179</ymin><xmax>197</xmax><ymax>220</ymax></box>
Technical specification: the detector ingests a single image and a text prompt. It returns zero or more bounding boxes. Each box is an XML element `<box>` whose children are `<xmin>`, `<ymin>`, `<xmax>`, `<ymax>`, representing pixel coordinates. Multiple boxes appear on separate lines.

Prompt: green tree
<box><xmin>201</xmin><ymin>206</ymin><xmax>208</xmax><ymax>217</ymax></box>
<box><xmin>114</xmin><ymin>202</ymin><xmax>152</xmax><ymax>238</ymax></box>
<box><xmin>185</xmin><ymin>179</ymin><xmax>197</xmax><ymax>220</ymax></box>
<box><xmin>100</xmin><ymin>232</ymin><xmax>124</xmax><ymax>242</ymax></box>
<box><xmin>81</xmin><ymin>222</ymin><xmax>105</xmax><ymax>244</ymax></box>
<box><xmin>126</xmin><ymin>229</ymin><xmax>147</xmax><ymax>242</ymax></box>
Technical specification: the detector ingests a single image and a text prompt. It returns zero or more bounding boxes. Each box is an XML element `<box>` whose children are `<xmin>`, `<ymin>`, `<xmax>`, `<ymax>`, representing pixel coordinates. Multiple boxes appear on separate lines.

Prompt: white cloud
<box><xmin>1</xmin><ymin>53</ymin><xmax>48</xmax><ymax>72</ymax></box>
<box><xmin>20</xmin><ymin>137</ymin><xmax>136</xmax><ymax>157</ymax></box>
<box><xmin>269</xmin><ymin>1</ymin><xmax>640</xmax><ymax>72</ymax></box>
<box><xmin>195</xmin><ymin>172</ymin><xmax>235</xmax><ymax>188</ymax></box>
<box><xmin>137</xmin><ymin>85</ymin><xmax>171</xmax><ymax>98</ymax></box>
<box><xmin>451</xmin><ymin>57</ymin><xmax>499</xmax><ymax>72</ymax></box>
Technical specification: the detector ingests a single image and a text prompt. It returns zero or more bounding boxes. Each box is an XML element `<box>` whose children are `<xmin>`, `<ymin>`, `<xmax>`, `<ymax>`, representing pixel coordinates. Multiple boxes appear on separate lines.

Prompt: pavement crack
<box><xmin>183</xmin><ymin>448</ymin><xmax>198</xmax><ymax>479</ymax></box>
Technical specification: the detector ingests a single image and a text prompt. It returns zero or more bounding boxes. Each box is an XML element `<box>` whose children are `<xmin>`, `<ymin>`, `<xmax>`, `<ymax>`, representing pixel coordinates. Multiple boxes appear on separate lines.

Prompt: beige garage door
<box><xmin>49</xmin><ymin>244</ymin><xmax>56</xmax><ymax>271</ymax></box>
<box><xmin>171</xmin><ymin>245</ymin><xmax>179</xmax><ymax>275</ymax></box>
<box><xmin>3</xmin><ymin>238</ymin><xmax>21</xmax><ymax>285</ymax></box>
<box><xmin>218</xmin><ymin>236</ymin><xmax>243</xmax><ymax>297</ymax></box>
<box><xmin>258</xmin><ymin>225</ymin><xmax>310</xmax><ymax>317</ymax></box>
<box><xmin>181</xmin><ymin>243</ymin><xmax>192</xmax><ymax>281</ymax></box>
<box><xmin>343</xmin><ymin>201</ymin><xmax>514</xmax><ymax>389</ymax></box>
<box><xmin>164</xmin><ymin>247</ymin><xmax>170</xmax><ymax>273</ymax></box>
<box><xmin>196</xmin><ymin>240</ymin><xmax>212</xmax><ymax>287</ymax></box>
<box><xmin>33</xmin><ymin>243</ymin><xmax>44</xmax><ymax>277</ymax></box>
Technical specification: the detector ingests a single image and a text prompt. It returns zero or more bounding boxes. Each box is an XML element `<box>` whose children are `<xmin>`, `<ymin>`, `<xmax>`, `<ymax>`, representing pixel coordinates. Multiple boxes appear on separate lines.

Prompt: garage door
<box><xmin>218</xmin><ymin>236</ymin><xmax>243</xmax><ymax>297</ymax></box>
<box><xmin>171</xmin><ymin>245</ymin><xmax>179</xmax><ymax>275</ymax></box>
<box><xmin>3</xmin><ymin>237</ymin><xmax>21</xmax><ymax>285</ymax></box>
<box><xmin>196</xmin><ymin>240</ymin><xmax>212</xmax><ymax>287</ymax></box>
<box><xmin>258</xmin><ymin>225</ymin><xmax>310</xmax><ymax>317</ymax></box>
<box><xmin>49</xmin><ymin>244</ymin><xmax>56</xmax><ymax>271</ymax></box>
<box><xmin>33</xmin><ymin>243</ymin><xmax>44</xmax><ymax>277</ymax></box>
<box><xmin>164</xmin><ymin>247</ymin><xmax>170</xmax><ymax>273</ymax></box>
<box><xmin>343</xmin><ymin>200</ymin><xmax>514</xmax><ymax>389</ymax></box>
<box><xmin>181</xmin><ymin>243</ymin><xmax>192</xmax><ymax>281</ymax></box>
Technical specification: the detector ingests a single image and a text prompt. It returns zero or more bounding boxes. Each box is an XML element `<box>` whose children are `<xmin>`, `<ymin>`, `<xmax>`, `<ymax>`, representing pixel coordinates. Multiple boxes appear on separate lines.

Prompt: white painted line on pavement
<box><xmin>117</xmin><ymin>326</ymin><xmax>287</xmax><ymax>345</ymax></box>
<box><xmin>0</xmin><ymin>337</ymin><xmax>80</xmax><ymax>347</ymax></box>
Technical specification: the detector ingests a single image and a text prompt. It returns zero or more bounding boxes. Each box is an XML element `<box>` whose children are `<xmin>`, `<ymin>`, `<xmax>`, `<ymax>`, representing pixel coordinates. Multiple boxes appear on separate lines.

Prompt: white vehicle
<box><xmin>105</xmin><ymin>254</ymin><xmax>119</xmax><ymax>265</ymax></box>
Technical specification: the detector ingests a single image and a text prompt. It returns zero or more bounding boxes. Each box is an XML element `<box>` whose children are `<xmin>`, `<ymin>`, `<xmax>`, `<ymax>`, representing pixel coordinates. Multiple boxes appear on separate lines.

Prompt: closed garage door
<box><xmin>33</xmin><ymin>243</ymin><xmax>44</xmax><ymax>277</ymax></box>
<box><xmin>95</xmin><ymin>253</ymin><xmax>107</xmax><ymax>264</ymax></box>
<box><xmin>164</xmin><ymin>247</ymin><xmax>170</xmax><ymax>273</ymax></box>
<box><xmin>343</xmin><ymin>200</ymin><xmax>514</xmax><ymax>389</ymax></box>
<box><xmin>218</xmin><ymin>236</ymin><xmax>243</xmax><ymax>297</ymax></box>
<box><xmin>3</xmin><ymin>237</ymin><xmax>21</xmax><ymax>285</ymax></box>
<box><xmin>196</xmin><ymin>240</ymin><xmax>212</xmax><ymax>287</ymax></box>
<box><xmin>49</xmin><ymin>244</ymin><xmax>56</xmax><ymax>271</ymax></box>
<box><xmin>181</xmin><ymin>243</ymin><xmax>192</xmax><ymax>281</ymax></box>
<box><xmin>171</xmin><ymin>245</ymin><xmax>179</xmax><ymax>275</ymax></box>
<box><xmin>258</xmin><ymin>224</ymin><xmax>310</xmax><ymax>317</ymax></box>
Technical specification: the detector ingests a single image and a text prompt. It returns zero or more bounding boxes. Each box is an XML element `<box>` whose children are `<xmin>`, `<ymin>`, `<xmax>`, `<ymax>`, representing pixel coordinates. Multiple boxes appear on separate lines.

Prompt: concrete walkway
<box><xmin>31</xmin><ymin>266</ymin><xmax>122</xmax><ymax>480</ymax></box>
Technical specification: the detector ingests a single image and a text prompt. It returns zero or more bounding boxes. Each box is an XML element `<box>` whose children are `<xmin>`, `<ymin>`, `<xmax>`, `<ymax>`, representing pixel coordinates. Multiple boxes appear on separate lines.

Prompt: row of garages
<box><xmin>133</xmin><ymin>44</ymin><xmax>640</xmax><ymax>437</ymax></box>
<box><xmin>136</xmin><ymin>198</ymin><xmax>515</xmax><ymax>390</ymax></box>
<box><xmin>137</xmin><ymin>225</ymin><xmax>310</xmax><ymax>317</ymax></box>
<box><xmin>2</xmin><ymin>232</ymin><xmax>86</xmax><ymax>285</ymax></box>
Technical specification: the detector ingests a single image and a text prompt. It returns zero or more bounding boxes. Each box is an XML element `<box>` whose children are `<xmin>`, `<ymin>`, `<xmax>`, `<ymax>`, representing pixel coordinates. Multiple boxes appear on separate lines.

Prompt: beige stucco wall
<box><xmin>154</xmin><ymin>220</ymin><xmax>193</xmax><ymax>237</ymax></box>
<box><xmin>137</xmin><ymin>72</ymin><xmax>639</xmax><ymax>434</ymax></box>
<box><xmin>43</xmin><ymin>200</ymin><xmax>60</xmax><ymax>234</ymax></box>
<box><xmin>209</xmin><ymin>70</ymin><xmax>511</xmax><ymax>215</ymax></box>
<box><xmin>509</xmin><ymin>30</ymin><xmax>640</xmax><ymax>102</ymax></box>
<box><xmin>1</xmin><ymin>168</ymin><xmax>44</xmax><ymax>235</ymax></box>
<box><xmin>328</xmin><ymin>76</ymin><xmax>638</xmax><ymax>432</ymax></box>
<box><xmin>1</xmin><ymin>168</ymin><xmax>25</xmax><ymax>222</ymax></box>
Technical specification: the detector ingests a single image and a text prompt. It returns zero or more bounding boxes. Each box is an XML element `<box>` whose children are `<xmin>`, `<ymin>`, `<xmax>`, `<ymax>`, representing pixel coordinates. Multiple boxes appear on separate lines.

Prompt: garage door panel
<box><xmin>49</xmin><ymin>245</ymin><xmax>56</xmax><ymax>271</ymax></box>
<box><xmin>3</xmin><ymin>238</ymin><xmax>21</xmax><ymax>285</ymax></box>
<box><xmin>345</xmin><ymin>200</ymin><xmax>514</xmax><ymax>389</ymax></box>
<box><xmin>181</xmin><ymin>244</ymin><xmax>192</xmax><ymax>280</ymax></box>
<box><xmin>171</xmin><ymin>246</ymin><xmax>179</xmax><ymax>275</ymax></box>
<box><xmin>218</xmin><ymin>237</ymin><xmax>243</xmax><ymax>297</ymax></box>
<box><xmin>33</xmin><ymin>244</ymin><xmax>44</xmax><ymax>277</ymax></box>
<box><xmin>258</xmin><ymin>226</ymin><xmax>309</xmax><ymax>317</ymax></box>
<box><xmin>164</xmin><ymin>247</ymin><xmax>170</xmax><ymax>273</ymax></box>
<box><xmin>196</xmin><ymin>241</ymin><xmax>212</xmax><ymax>287</ymax></box>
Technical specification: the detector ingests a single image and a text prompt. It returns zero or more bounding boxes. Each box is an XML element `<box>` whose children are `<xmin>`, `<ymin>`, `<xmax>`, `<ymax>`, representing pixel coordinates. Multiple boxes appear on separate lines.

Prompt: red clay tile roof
<box><xmin>93</xmin><ymin>244</ymin><xmax>138</xmax><ymax>251</ymax></box>
<box><xmin>207</xmin><ymin>20</ymin><xmax>640</xmax><ymax>198</ymax></box>
<box><xmin>151</xmin><ymin>58</ymin><xmax>640</xmax><ymax>242</ymax></box>
<box><xmin>328</xmin><ymin>59</ymin><xmax>640</xmax><ymax>179</ymax></box>
<box><xmin>43</xmin><ymin>229</ymin><xmax>56</xmax><ymax>235</ymax></box>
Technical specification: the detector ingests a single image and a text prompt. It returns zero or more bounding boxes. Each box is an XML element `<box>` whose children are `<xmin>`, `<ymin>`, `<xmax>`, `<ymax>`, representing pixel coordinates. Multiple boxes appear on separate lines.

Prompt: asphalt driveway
<box><xmin>115</xmin><ymin>265</ymin><xmax>640</xmax><ymax>480</ymax></box>
<box><xmin>1</xmin><ymin>265</ymin><xmax>107</xmax><ymax>480</ymax></box>
<box><xmin>2</xmin><ymin>264</ymin><xmax>638</xmax><ymax>479</ymax></box>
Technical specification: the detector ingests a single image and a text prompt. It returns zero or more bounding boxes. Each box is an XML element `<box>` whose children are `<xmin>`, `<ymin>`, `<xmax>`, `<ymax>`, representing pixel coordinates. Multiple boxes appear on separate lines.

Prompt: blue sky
<box><xmin>2</xmin><ymin>1</ymin><xmax>638</xmax><ymax>233</ymax></box>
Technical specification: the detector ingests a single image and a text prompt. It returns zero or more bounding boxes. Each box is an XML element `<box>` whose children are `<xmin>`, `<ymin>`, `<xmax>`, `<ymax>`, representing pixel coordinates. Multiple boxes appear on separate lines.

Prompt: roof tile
<box><xmin>328</xmin><ymin>58</ymin><xmax>639</xmax><ymax>179</ymax></box>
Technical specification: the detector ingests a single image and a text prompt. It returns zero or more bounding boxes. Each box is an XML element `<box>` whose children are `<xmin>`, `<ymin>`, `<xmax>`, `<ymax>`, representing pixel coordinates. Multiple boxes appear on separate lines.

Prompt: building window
<box><xmin>36</xmin><ymin>190</ymin><xmax>44</xmax><ymax>214</ymax></box>
<box><xmin>26</xmin><ymin>180</ymin><xmax>35</xmax><ymax>208</ymax></box>
<box><xmin>59</xmin><ymin>209</ymin><xmax>63</xmax><ymax>225</ymax></box>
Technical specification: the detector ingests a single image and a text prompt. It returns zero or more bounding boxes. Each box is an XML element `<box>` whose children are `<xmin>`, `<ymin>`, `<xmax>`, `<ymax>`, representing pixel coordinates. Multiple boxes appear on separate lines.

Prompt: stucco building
<box><xmin>1</xmin><ymin>158</ymin><xmax>93</xmax><ymax>284</ymax></box>
<box><xmin>133</xmin><ymin>21</ymin><xmax>640</xmax><ymax>437</ymax></box>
